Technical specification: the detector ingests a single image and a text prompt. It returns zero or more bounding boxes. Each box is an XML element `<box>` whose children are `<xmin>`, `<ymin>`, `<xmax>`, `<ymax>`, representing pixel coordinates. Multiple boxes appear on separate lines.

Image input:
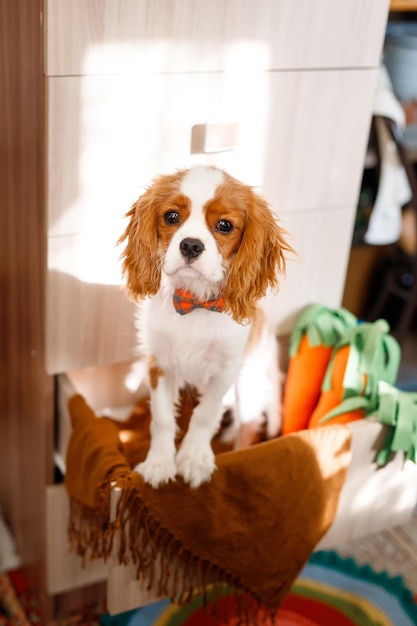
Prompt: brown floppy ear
<box><xmin>222</xmin><ymin>193</ymin><xmax>293</xmax><ymax>323</ymax></box>
<box><xmin>118</xmin><ymin>189</ymin><xmax>161</xmax><ymax>301</ymax></box>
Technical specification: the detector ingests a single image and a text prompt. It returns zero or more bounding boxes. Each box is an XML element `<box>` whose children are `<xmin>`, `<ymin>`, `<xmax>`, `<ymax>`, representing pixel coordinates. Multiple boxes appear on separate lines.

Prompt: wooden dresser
<box><xmin>1</xmin><ymin>0</ymin><xmax>392</xmax><ymax>618</ymax></box>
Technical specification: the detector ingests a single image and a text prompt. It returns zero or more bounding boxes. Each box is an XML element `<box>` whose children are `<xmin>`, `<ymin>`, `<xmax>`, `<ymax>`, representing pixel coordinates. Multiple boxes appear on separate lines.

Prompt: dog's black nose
<box><xmin>179</xmin><ymin>237</ymin><xmax>205</xmax><ymax>261</ymax></box>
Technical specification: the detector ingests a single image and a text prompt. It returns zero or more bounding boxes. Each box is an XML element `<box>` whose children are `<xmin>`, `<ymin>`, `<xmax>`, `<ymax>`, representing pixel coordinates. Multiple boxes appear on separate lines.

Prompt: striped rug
<box><xmin>101</xmin><ymin>550</ymin><xmax>417</xmax><ymax>626</ymax></box>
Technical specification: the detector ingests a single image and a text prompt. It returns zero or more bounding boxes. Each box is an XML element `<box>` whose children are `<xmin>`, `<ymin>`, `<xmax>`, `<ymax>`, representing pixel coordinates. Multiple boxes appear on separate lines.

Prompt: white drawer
<box><xmin>45</xmin><ymin>0</ymin><xmax>388</xmax><ymax>76</ymax></box>
<box><xmin>317</xmin><ymin>421</ymin><xmax>417</xmax><ymax>550</ymax></box>
<box><xmin>46</xmin><ymin>484</ymin><xmax>107</xmax><ymax>594</ymax></box>
<box><xmin>47</xmin><ymin>69</ymin><xmax>378</xmax><ymax>238</ymax></box>
<box><xmin>46</xmin><ymin>71</ymin><xmax>271</xmax><ymax>237</ymax></box>
<box><xmin>46</xmin><ymin>235</ymin><xmax>137</xmax><ymax>373</ymax></box>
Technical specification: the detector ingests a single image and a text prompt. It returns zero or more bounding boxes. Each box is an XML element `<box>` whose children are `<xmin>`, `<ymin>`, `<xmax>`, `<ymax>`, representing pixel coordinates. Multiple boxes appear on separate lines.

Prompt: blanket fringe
<box><xmin>68</xmin><ymin>480</ymin><xmax>117</xmax><ymax>563</ymax></box>
<box><xmin>67</xmin><ymin>473</ymin><xmax>278</xmax><ymax>624</ymax></box>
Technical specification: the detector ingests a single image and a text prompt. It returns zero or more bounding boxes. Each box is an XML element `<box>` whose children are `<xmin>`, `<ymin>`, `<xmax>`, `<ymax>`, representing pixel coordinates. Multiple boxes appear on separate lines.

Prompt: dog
<box><xmin>119</xmin><ymin>165</ymin><xmax>291</xmax><ymax>488</ymax></box>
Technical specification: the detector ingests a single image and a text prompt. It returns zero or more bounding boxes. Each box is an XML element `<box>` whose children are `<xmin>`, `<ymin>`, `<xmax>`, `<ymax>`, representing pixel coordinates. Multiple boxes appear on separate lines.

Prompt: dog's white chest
<box><xmin>139</xmin><ymin>294</ymin><xmax>249</xmax><ymax>389</ymax></box>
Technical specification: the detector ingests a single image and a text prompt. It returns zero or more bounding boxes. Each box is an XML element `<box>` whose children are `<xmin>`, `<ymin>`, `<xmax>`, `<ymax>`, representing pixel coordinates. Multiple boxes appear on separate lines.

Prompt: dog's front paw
<box><xmin>176</xmin><ymin>438</ymin><xmax>216</xmax><ymax>488</ymax></box>
<box><xmin>135</xmin><ymin>454</ymin><xmax>177</xmax><ymax>489</ymax></box>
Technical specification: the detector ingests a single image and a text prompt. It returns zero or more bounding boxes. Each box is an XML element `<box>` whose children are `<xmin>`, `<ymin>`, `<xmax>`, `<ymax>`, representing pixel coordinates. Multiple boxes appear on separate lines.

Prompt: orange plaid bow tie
<box><xmin>173</xmin><ymin>288</ymin><xmax>225</xmax><ymax>315</ymax></box>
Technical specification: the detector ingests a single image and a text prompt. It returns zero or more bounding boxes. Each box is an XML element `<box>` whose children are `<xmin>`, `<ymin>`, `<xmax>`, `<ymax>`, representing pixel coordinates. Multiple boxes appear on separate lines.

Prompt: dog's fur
<box><xmin>119</xmin><ymin>166</ymin><xmax>291</xmax><ymax>487</ymax></box>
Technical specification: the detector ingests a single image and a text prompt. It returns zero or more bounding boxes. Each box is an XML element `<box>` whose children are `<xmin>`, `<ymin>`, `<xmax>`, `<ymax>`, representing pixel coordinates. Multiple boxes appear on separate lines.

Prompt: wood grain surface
<box><xmin>0</xmin><ymin>0</ymin><xmax>54</xmax><ymax>614</ymax></box>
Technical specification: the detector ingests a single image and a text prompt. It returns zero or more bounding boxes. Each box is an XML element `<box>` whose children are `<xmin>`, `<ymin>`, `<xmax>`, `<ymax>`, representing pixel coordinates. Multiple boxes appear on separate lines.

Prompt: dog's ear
<box><xmin>118</xmin><ymin>189</ymin><xmax>161</xmax><ymax>300</ymax></box>
<box><xmin>222</xmin><ymin>193</ymin><xmax>293</xmax><ymax>323</ymax></box>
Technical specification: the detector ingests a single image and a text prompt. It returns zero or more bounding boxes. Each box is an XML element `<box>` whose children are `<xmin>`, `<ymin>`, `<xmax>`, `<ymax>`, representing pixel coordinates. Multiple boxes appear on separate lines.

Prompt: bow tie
<box><xmin>173</xmin><ymin>288</ymin><xmax>225</xmax><ymax>315</ymax></box>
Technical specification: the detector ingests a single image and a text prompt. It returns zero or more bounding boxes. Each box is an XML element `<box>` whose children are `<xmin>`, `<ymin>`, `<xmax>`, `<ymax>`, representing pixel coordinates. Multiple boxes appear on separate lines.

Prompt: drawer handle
<box><xmin>191</xmin><ymin>123</ymin><xmax>241</xmax><ymax>154</ymax></box>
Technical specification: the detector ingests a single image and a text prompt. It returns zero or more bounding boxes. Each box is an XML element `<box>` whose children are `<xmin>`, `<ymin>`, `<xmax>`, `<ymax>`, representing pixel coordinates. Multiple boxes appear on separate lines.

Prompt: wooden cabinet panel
<box><xmin>263</xmin><ymin>206</ymin><xmax>357</xmax><ymax>334</ymax></box>
<box><xmin>45</xmin><ymin>0</ymin><xmax>389</xmax><ymax>76</ymax></box>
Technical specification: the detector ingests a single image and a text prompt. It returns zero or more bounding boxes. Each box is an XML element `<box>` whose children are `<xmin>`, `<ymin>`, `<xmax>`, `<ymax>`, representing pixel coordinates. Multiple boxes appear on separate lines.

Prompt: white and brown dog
<box><xmin>119</xmin><ymin>166</ymin><xmax>291</xmax><ymax>488</ymax></box>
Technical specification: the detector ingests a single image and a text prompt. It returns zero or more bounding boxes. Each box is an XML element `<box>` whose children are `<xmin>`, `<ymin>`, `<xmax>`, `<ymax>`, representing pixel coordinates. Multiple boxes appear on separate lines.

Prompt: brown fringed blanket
<box><xmin>65</xmin><ymin>392</ymin><xmax>351</xmax><ymax>611</ymax></box>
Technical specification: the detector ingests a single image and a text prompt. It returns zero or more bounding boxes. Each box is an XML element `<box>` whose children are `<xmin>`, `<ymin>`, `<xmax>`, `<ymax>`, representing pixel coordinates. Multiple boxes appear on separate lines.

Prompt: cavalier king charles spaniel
<box><xmin>119</xmin><ymin>166</ymin><xmax>291</xmax><ymax>488</ymax></box>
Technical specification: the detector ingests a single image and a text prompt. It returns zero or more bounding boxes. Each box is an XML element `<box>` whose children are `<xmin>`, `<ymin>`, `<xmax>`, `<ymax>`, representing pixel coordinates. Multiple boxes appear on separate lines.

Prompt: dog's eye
<box><xmin>216</xmin><ymin>219</ymin><xmax>233</xmax><ymax>234</ymax></box>
<box><xmin>164</xmin><ymin>211</ymin><xmax>180</xmax><ymax>225</ymax></box>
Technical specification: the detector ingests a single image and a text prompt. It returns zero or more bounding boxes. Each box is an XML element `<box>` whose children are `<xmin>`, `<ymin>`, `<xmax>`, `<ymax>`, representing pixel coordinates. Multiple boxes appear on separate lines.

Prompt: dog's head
<box><xmin>119</xmin><ymin>166</ymin><xmax>292</xmax><ymax>323</ymax></box>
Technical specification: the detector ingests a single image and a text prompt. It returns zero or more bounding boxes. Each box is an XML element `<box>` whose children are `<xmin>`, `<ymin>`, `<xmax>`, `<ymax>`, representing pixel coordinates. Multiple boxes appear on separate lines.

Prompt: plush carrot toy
<box><xmin>308</xmin><ymin>319</ymin><xmax>401</xmax><ymax>428</ymax></box>
<box><xmin>282</xmin><ymin>304</ymin><xmax>357</xmax><ymax>435</ymax></box>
